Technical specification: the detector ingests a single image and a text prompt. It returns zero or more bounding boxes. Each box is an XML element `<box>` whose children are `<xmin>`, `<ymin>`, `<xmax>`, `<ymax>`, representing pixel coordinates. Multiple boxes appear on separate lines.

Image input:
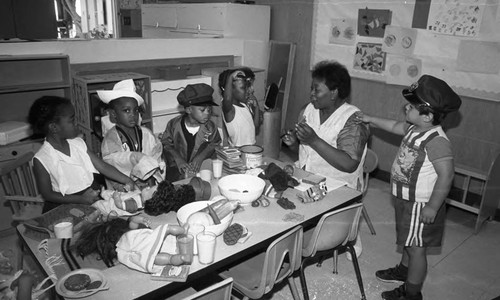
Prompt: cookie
<box><xmin>223</xmin><ymin>223</ymin><xmax>244</xmax><ymax>245</ymax></box>
<box><xmin>64</xmin><ymin>273</ymin><xmax>91</xmax><ymax>291</ymax></box>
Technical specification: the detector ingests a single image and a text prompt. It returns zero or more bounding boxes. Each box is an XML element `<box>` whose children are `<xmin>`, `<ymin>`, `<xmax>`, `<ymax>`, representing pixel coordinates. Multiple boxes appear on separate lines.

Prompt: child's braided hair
<box><xmin>144</xmin><ymin>180</ymin><xmax>196</xmax><ymax>216</ymax></box>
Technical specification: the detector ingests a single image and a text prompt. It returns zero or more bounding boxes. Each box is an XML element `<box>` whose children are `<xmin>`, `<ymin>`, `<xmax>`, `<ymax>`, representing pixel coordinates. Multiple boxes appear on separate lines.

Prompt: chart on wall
<box><xmin>311</xmin><ymin>0</ymin><xmax>500</xmax><ymax>101</ymax></box>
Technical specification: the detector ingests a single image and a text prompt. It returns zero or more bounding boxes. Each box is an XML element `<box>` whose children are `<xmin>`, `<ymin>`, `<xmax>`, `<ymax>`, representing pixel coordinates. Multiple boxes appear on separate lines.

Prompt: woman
<box><xmin>283</xmin><ymin>60</ymin><xmax>369</xmax><ymax>191</ymax></box>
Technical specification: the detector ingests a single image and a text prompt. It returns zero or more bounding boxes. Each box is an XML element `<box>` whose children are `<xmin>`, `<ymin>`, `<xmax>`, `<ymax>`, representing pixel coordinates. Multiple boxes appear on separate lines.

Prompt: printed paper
<box><xmin>386</xmin><ymin>55</ymin><xmax>422</xmax><ymax>85</ymax></box>
<box><xmin>427</xmin><ymin>0</ymin><xmax>486</xmax><ymax>37</ymax></box>
<box><xmin>382</xmin><ymin>26</ymin><xmax>418</xmax><ymax>56</ymax></box>
<box><xmin>329</xmin><ymin>18</ymin><xmax>356</xmax><ymax>45</ymax></box>
<box><xmin>357</xmin><ymin>8</ymin><xmax>392</xmax><ymax>37</ymax></box>
<box><xmin>353</xmin><ymin>42</ymin><xmax>386</xmax><ymax>74</ymax></box>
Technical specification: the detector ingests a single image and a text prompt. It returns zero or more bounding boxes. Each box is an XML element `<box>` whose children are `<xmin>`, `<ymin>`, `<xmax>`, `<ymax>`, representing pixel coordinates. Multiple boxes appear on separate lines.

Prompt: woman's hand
<box><xmin>295</xmin><ymin>122</ymin><xmax>319</xmax><ymax>145</ymax></box>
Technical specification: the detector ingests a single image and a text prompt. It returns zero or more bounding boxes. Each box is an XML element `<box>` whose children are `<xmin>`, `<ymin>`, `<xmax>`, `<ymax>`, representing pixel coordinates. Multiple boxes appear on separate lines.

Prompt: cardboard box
<box><xmin>0</xmin><ymin>121</ymin><xmax>32</xmax><ymax>145</ymax></box>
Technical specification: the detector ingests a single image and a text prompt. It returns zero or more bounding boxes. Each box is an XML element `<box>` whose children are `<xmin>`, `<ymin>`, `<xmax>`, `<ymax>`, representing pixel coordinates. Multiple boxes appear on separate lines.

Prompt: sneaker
<box><xmin>382</xmin><ymin>284</ymin><xmax>422</xmax><ymax>300</ymax></box>
<box><xmin>376</xmin><ymin>265</ymin><xmax>408</xmax><ymax>283</ymax></box>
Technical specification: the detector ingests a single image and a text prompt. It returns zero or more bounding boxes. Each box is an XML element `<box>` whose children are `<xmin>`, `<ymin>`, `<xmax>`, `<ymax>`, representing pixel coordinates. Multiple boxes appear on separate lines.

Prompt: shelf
<box><xmin>0</xmin><ymin>82</ymin><xmax>71</xmax><ymax>94</ymax></box>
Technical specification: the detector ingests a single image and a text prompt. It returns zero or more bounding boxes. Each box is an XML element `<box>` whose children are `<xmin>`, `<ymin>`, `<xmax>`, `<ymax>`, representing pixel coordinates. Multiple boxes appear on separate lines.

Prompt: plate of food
<box><xmin>55</xmin><ymin>268</ymin><xmax>108</xmax><ymax>298</ymax></box>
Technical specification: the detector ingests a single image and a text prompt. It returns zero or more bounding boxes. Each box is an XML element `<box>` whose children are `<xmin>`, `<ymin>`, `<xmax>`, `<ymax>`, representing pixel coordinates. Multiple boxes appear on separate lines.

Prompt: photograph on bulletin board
<box><xmin>329</xmin><ymin>18</ymin><xmax>356</xmax><ymax>45</ymax></box>
<box><xmin>357</xmin><ymin>8</ymin><xmax>392</xmax><ymax>37</ymax></box>
<box><xmin>353</xmin><ymin>42</ymin><xmax>386</xmax><ymax>74</ymax></box>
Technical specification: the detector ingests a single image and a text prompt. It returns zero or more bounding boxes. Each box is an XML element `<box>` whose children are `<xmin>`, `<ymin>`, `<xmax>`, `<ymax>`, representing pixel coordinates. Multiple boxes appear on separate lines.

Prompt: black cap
<box><xmin>177</xmin><ymin>83</ymin><xmax>218</xmax><ymax>107</ymax></box>
<box><xmin>402</xmin><ymin>75</ymin><xmax>461</xmax><ymax>113</ymax></box>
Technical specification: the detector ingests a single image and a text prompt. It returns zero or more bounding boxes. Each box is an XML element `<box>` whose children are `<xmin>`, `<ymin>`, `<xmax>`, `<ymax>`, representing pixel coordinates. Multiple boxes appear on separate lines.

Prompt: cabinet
<box><xmin>141</xmin><ymin>3</ymin><xmax>270</xmax><ymax>40</ymax></box>
<box><xmin>72</xmin><ymin>72</ymin><xmax>152</xmax><ymax>153</ymax></box>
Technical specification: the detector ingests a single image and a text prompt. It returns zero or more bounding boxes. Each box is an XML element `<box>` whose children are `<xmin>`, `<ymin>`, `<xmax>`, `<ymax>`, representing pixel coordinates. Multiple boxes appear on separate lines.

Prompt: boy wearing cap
<box><xmin>98</xmin><ymin>79</ymin><xmax>165</xmax><ymax>189</ymax></box>
<box><xmin>218</xmin><ymin>67</ymin><xmax>261</xmax><ymax>147</ymax></box>
<box><xmin>161</xmin><ymin>83</ymin><xmax>222</xmax><ymax>181</ymax></box>
<box><xmin>360</xmin><ymin>75</ymin><xmax>461</xmax><ymax>300</ymax></box>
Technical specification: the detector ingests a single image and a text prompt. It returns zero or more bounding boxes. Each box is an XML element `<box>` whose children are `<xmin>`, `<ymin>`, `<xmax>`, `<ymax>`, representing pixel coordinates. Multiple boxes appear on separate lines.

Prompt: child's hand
<box><xmin>190</xmin><ymin>159</ymin><xmax>203</xmax><ymax>174</ymax></box>
<box><xmin>82</xmin><ymin>188</ymin><xmax>99</xmax><ymax>204</ymax></box>
<box><xmin>281</xmin><ymin>129</ymin><xmax>298</xmax><ymax>146</ymax></box>
<box><xmin>420</xmin><ymin>206</ymin><xmax>437</xmax><ymax>224</ymax></box>
<box><xmin>355</xmin><ymin>111</ymin><xmax>371</xmax><ymax>124</ymax></box>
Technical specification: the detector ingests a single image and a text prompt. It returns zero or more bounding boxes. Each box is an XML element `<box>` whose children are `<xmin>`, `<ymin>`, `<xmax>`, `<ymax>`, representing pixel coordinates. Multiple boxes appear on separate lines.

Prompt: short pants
<box><xmin>394</xmin><ymin>196</ymin><xmax>446</xmax><ymax>247</ymax></box>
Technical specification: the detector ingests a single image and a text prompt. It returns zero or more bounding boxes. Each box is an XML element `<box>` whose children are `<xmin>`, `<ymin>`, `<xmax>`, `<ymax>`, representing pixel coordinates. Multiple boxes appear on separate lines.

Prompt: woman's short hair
<box><xmin>218</xmin><ymin>67</ymin><xmax>255</xmax><ymax>94</ymax></box>
<box><xmin>312</xmin><ymin>61</ymin><xmax>351</xmax><ymax>100</ymax></box>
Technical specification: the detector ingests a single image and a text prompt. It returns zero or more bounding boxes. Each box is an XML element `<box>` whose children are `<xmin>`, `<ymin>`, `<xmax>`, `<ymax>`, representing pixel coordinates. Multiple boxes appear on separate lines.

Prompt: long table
<box><xmin>17</xmin><ymin>160</ymin><xmax>362</xmax><ymax>299</ymax></box>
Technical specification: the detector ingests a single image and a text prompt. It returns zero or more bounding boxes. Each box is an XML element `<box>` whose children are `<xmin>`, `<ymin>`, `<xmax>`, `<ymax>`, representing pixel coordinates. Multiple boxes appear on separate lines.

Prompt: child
<box><xmin>28</xmin><ymin>96</ymin><xmax>136</xmax><ymax>213</ymax></box>
<box><xmin>360</xmin><ymin>75</ymin><xmax>461</xmax><ymax>300</ymax></box>
<box><xmin>98</xmin><ymin>79</ymin><xmax>165</xmax><ymax>189</ymax></box>
<box><xmin>74</xmin><ymin>216</ymin><xmax>191</xmax><ymax>273</ymax></box>
<box><xmin>218</xmin><ymin>67</ymin><xmax>261</xmax><ymax>147</ymax></box>
<box><xmin>161</xmin><ymin>83</ymin><xmax>221</xmax><ymax>181</ymax></box>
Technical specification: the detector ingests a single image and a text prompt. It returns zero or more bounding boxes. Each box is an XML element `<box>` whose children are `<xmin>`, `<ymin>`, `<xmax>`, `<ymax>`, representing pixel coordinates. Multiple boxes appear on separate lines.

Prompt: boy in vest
<box><xmin>360</xmin><ymin>75</ymin><xmax>461</xmax><ymax>300</ymax></box>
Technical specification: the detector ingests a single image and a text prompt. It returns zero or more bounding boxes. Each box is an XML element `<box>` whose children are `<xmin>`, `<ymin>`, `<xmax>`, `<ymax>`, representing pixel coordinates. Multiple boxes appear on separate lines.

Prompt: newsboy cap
<box><xmin>402</xmin><ymin>75</ymin><xmax>461</xmax><ymax>113</ymax></box>
<box><xmin>177</xmin><ymin>83</ymin><xmax>218</xmax><ymax>107</ymax></box>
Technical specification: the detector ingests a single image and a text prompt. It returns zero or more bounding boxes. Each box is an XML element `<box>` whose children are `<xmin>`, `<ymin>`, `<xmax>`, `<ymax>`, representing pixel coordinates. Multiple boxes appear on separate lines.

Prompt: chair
<box><xmin>182</xmin><ymin>277</ymin><xmax>233</xmax><ymax>300</ymax></box>
<box><xmin>220</xmin><ymin>226</ymin><xmax>303</xmax><ymax>300</ymax></box>
<box><xmin>361</xmin><ymin>148</ymin><xmax>378</xmax><ymax>235</ymax></box>
<box><xmin>0</xmin><ymin>152</ymin><xmax>44</xmax><ymax>222</ymax></box>
<box><xmin>299</xmin><ymin>203</ymin><xmax>366</xmax><ymax>300</ymax></box>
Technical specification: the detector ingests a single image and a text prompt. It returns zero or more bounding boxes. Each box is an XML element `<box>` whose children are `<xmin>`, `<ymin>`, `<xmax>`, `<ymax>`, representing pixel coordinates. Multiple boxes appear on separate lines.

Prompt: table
<box><xmin>17</xmin><ymin>159</ymin><xmax>362</xmax><ymax>299</ymax></box>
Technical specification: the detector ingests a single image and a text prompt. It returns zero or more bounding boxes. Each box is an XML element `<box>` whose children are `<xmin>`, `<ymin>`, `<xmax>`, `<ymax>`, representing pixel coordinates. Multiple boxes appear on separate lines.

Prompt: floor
<box><xmin>1</xmin><ymin>168</ymin><xmax>499</xmax><ymax>299</ymax></box>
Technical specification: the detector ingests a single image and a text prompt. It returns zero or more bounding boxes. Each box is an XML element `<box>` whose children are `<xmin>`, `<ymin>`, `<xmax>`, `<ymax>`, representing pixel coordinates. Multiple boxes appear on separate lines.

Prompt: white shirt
<box><xmin>34</xmin><ymin>137</ymin><xmax>98</xmax><ymax>195</ymax></box>
<box><xmin>224</xmin><ymin>104</ymin><xmax>255</xmax><ymax>147</ymax></box>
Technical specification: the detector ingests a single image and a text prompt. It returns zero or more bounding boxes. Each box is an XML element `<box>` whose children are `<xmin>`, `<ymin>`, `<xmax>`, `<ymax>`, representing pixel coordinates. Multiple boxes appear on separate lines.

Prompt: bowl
<box><xmin>177</xmin><ymin>198</ymin><xmax>233</xmax><ymax>236</ymax></box>
<box><xmin>218</xmin><ymin>174</ymin><xmax>266</xmax><ymax>205</ymax></box>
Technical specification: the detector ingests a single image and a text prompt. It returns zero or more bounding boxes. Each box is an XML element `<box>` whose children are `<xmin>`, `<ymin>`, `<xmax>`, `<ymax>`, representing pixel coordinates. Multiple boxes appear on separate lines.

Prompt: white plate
<box><xmin>56</xmin><ymin>268</ymin><xmax>108</xmax><ymax>298</ymax></box>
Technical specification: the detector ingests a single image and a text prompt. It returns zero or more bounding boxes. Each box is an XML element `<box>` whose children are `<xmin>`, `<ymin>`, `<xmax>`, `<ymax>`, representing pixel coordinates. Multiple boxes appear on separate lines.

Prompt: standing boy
<box><xmin>161</xmin><ymin>83</ymin><xmax>221</xmax><ymax>181</ymax></box>
<box><xmin>98</xmin><ymin>79</ymin><xmax>165</xmax><ymax>189</ymax></box>
<box><xmin>361</xmin><ymin>75</ymin><xmax>461</xmax><ymax>300</ymax></box>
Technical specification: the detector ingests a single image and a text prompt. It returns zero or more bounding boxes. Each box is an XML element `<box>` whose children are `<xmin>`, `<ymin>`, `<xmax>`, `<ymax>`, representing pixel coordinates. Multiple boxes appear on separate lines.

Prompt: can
<box><xmin>239</xmin><ymin>145</ymin><xmax>263</xmax><ymax>169</ymax></box>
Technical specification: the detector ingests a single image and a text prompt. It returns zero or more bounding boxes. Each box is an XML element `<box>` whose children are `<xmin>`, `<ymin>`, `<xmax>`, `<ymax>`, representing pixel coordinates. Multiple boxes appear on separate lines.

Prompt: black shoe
<box><xmin>382</xmin><ymin>284</ymin><xmax>423</xmax><ymax>300</ymax></box>
<box><xmin>376</xmin><ymin>265</ymin><xmax>408</xmax><ymax>283</ymax></box>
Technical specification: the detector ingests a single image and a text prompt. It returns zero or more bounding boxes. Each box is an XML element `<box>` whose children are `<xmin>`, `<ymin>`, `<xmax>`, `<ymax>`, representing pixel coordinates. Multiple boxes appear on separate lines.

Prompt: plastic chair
<box><xmin>361</xmin><ymin>148</ymin><xmax>378</xmax><ymax>235</ymax></box>
<box><xmin>182</xmin><ymin>277</ymin><xmax>233</xmax><ymax>300</ymax></box>
<box><xmin>220</xmin><ymin>226</ymin><xmax>303</xmax><ymax>300</ymax></box>
<box><xmin>300</xmin><ymin>203</ymin><xmax>366</xmax><ymax>300</ymax></box>
<box><xmin>0</xmin><ymin>152</ymin><xmax>44</xmax><ymax>222</ymax></box>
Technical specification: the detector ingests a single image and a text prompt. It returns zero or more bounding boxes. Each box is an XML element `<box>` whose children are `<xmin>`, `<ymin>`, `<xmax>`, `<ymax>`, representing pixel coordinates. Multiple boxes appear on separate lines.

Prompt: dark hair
<box><xmin>312</xmin><ymin>61</ymin><xmax>351</xmax><ymax>100</ymax></box>
<box><xmin>217</xmin><ymin>67</ymin><xmax>255</xmax><ymax>95</ymax></box>
<box><xmin>28</xmin><ymin>96</ymin><xmax>73</xmax><ymax>136</ymax></box>
<box><xmin>144</xmin><ymin>181</ymin><xmax>196</xmax><ymax>216</ymax></box>
<box><xmin>416</xmin><ymin>106</ymin><xmax>444</xmax><ymax>125</ymax></box>
<box><xmin>73</xmin><ymin>218</ymin><xmax>130</xmax><ymax>267</ymax></box>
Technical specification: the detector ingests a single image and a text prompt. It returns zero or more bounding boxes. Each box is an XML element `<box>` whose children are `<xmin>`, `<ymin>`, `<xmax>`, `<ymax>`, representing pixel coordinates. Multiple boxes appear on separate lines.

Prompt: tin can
<box><xmin>239</xmin><ymin>145</ymin><xmax>263</xmax><ymax>169</ymax></box>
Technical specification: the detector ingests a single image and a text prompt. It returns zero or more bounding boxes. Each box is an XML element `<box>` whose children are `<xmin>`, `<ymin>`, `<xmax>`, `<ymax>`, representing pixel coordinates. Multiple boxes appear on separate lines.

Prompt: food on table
<box><xmin>207</xmin><ymin>204</ymin><xmax>221</xmax><ymax>225</ymax></box>
<box><xmin>251</xmin><ymin>200</ymin><xmax>260</xmax><ymax>207</ymax></box>
<box><xmin>223</xmin><ymin>223</ymin><xmax>244</xmax><ymax>245</ymax></box>
<box><xmin>86</xmin><ymin>280</ymin><xmax>102</xmax><ymax>290</ymax></box>
<box><xmin>277</xmin><ymin>197</ymin><xmax>296</xmax><ymax>210</ymax></box>
<box><xmin>64</xmin><ymin>273</ymin><xmax>91</xmax><ymax>291</ymax></box>
<box><xmin>196</xmin><ymin>199</ymin><xmax>239</xmax><ymax>222</ymax></box>
<box><xmin>187</xmin><ymin>212</ymin><xmax>214</xmax><ymax>227</ymax></box>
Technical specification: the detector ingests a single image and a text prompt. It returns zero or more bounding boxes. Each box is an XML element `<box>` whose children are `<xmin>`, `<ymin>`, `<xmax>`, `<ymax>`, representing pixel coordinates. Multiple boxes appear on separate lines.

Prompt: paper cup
<box><xmin>176</xmin><ymin>234</ymin><xmax>194</xmax><ymax>264</ymax></box>
<box><xmin>197</xmin><ymin>232</ymin><xmax>216</xmax><ymax>264</ymax></box>
<box><xmin>188</xmin><ymin>224</ymin><xmax>205</xmax><ymax>255</ymax></box>
<box><xmin>54</xmin><ymin>222</ymin><xmax>73</xmax><ymax>239</ymax></box>
<box><xmin>212</xmin><ymin>159</ymin><xmax>223</xmax><ymax>179</ymax></box>
<box><xmin>199</xmin><ymin>169</ymin><xmax>212</xmax><ymax>182</ymax></box>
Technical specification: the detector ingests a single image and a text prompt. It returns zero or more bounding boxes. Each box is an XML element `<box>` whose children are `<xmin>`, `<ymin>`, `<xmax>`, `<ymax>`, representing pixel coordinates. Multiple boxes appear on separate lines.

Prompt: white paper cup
<box><xmin>197</xmin><ymin>232</ymin><xmax>216</xmax><ymax>264</ymax></box>
<box><xmin>189</xmin><ymin>224</ymin><xmax>205</xmax><ymax>255</ymax></box>
<box><xmin>54</xmin><ymin>222</ymin><xmax>73</xmax><ymax>239</ymax></box>
<box><xmin>199</xmin><ymin>169</ymin><xmax>212</xmax><ymax>182</ymax></box>
<box><xmin>212</xmin><ymin>159</ymin><xmax>223</xmax><ymax>179</ymax></box>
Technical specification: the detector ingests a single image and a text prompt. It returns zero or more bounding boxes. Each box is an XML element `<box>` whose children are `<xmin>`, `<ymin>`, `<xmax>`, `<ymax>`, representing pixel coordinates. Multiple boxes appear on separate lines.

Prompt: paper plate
<box><xmin>56</xmin><ymin>268</ymin><xmax>108</xmax><ymax>298</ymax></box>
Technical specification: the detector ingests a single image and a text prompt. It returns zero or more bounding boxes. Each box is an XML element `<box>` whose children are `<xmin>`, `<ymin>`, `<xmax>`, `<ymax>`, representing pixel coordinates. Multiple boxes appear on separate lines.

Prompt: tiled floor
<box><xmin>1</xmin><ymin>175</ymin><xmax>499</xmax><ymax>300</ymax></box>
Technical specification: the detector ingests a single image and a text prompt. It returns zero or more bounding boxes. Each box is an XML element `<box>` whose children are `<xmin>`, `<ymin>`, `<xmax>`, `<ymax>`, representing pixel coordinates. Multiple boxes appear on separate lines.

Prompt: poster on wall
<box><xmin>357</xmin><ymin>8</ymin><xmax>392</xmax><ymax>37</ymax></box>
<box><xmin>329</xmin><ymin>19</ymin><xmax>357</xmax><ymax>45</ymax></box>
<box><xmin>427</xmin><ymin>0</ymin><xmax>486</xmax><ymax>37</ymax></box>
<box><xmin>353</xmin><ymin>42</ymin><xmax>386</xmax><ymax>73</ymax></box>
<box><xmin>382</xmin><ymin>26</ymin><xmax>418</xmax><ymax>56</ymax></box>
<box><xmin>386</xmin><ymin>55</ymin><xmax>422</xmax><ymax>85</ymax></box>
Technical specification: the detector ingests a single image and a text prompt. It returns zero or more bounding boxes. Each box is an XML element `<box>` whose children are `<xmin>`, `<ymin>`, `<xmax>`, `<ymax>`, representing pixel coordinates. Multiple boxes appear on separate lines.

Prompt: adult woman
<box><xmin>283</xmin><ymin>60</ymin><xmax>369</xmax><ymax>191</ymax></box>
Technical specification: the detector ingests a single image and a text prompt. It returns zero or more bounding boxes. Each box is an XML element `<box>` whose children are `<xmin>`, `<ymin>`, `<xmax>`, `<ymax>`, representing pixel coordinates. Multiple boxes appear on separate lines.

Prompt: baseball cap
<box><xmin>402</xmin><ymin>75</ymin><xmax>461</xmax><ymax>113</ymax></box>
<box><xmin>177</xmin><ymin>83</ymin><xmax>218</xmax><ymax>107</ymax></box>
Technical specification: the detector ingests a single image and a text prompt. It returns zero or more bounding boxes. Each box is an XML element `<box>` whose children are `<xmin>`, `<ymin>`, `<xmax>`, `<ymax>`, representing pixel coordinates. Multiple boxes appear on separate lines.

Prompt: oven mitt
<box><xmin>297</xmin><ymin>181</ymin><xmax>328</xmax><ymax>203</ymax></box>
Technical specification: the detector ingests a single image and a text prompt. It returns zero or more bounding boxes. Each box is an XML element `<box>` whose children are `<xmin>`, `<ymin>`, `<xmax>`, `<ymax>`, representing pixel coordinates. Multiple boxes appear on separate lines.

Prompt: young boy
<box><xmin>98</xmin><ymin>79</ymin><xmax>165</xmax><ymax>189</ymax></box>
<box><xmin>161</xmin><ymin>83</ymin><xmax>222</xmax><ymax>181</ymax></box>
<box><xmin>218</xmin><ymin>67</ymin><xmax>261</xmax><ymax>147</ymax></box>
<box><xmin>361</xmin><ymin>75</ymin><xmax>461</xmax><ymax>300</ymax></box>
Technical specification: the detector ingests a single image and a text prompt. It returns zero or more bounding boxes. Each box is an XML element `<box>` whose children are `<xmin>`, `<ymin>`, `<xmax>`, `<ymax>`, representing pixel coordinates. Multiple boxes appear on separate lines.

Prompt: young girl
<box><xmin>74</xmin><ymin>216</ymin><xmax>191</xmax><ymax>272</ymax></box>
<box><xmin>28</xmin><ymin>96</ymin><xmax>136</xmax><ymax>213</ymax></box>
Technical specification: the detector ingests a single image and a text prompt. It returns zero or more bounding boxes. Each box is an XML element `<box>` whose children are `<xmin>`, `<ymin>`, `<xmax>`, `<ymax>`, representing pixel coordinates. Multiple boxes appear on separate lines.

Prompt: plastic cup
<box><xmin>197</xmin><ymin>232</ymin><xmax>216</xmax><ymax>265</ymax></box>
<box><xmin>199</xmin><ymin>169</ymin><xmax>212</xmax><ymax>182</ymax></box>
<box><xmin>212</xmin><ymin>159</ymin><xmax>223</xmax><ymax>179</ymax></box>
<box><xmin>188</xmin><ymin>224</ymin><xmax>205</xmax><ymax>255</ymax></box>
<box><xmin>176</xmin><ymin>234</ymin><xmax>194</xmax><ymax>264</ymax></box>
<box><xmin>54</xmin><ymin>222</ymin><xmax>73</xmax><ymax>239</ymax></box>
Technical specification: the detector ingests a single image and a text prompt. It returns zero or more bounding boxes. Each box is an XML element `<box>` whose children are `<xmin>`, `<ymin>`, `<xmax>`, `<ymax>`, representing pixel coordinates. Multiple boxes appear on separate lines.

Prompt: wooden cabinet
<box><xmin>72</xmin><ymin>72</ymin><xmax>152</xmax><ymax>154</ymax></box>
<box><xmin>0</xmin><ymin>54</ymin><xmax>71</xmax><ymax>162</ymax></box>
<box><xmin>141</xmin><ymin>3</ymin><xmax>270</xmax><ymax>40</ymax></box>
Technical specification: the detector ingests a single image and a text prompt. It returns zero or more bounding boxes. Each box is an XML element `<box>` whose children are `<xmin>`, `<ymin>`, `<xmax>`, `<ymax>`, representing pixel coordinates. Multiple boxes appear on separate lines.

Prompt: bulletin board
<box><xmin>311</xmin><ymin>0</ymin><xmax>500</xmax><ymax>101</ymax></box>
